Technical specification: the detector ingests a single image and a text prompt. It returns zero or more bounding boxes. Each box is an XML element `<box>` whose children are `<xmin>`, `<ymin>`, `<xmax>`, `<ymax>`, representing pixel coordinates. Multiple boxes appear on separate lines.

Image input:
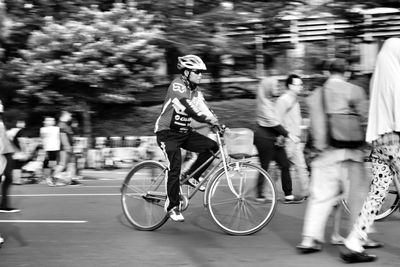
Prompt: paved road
<box><xmin>0</xmin><ymin>169</ymin><xmax>399</xmax><ymax>267</ymax></box>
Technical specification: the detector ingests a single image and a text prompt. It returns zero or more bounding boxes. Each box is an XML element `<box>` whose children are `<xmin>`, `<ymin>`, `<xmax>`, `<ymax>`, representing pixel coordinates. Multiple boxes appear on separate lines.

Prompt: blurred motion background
<box><xmin>0</xmin><ymin>0</ymin><xmax>399</xmax><ymax>142</ymax></box>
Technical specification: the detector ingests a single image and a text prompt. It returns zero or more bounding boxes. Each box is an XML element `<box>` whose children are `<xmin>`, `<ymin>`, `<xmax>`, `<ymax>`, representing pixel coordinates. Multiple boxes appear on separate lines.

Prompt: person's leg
<box><xmin>330</xmin><ymin>160</ymin><xmax>368</xmax><ymax>244</ymax></box>
<box><xmin>274</xmin><ymin>146</ymin><xmax>294</xmax><ymax>198</ymax></box>
<box><xmin>181</xmin><ymin>151</ymin><xmax>198</xmax><ymax>176</ymax></box>
<box><xmin>331</xmin><ymin>203</ymin><xmax>345</xmax><ymax>244</ymax></box>
<box><xmin>54</xmin><ymin>151</ymin><xmax>68</xmax><ymax>176</ymax></box>
<box><xmin>344</xmin><ymin>160</ymin><xmax>369</xmax><ymax>234</ymax></box>
<box><xmin>182</xmin><ymin>131</ymin><xmax>218</xmax><ymax>181</ymax></box>
<box><xmin>156</xmin><ymin>131</ymin><xmax>184</xmax><ymax>212</ymax></box>
<box><xmin>42</xmin><ymin>152</ymin><xmax>51</xmax><ymax>181</ymax></box>
<box><xmin>291</xmin><ymin>141</ymin><xmax>310</xmax><ymax>197</ymax></box>
<box><xmin>1</xmin><ymin>154</ymin><xmax>16</xmax><ymax>210</ymax></box>
<box><xmin>12</xmin><ymin>160</ymin><xmax>24</xmax><ymax>185</ymax></box>
<box><xmin>300</xmin><ymin>160</ymin><xmax>342</xmax><ymax>245</ymax></box>
<box><xmin>344</xmin><ymin>146</ymin><xmax>396</xmax><ymax>253</ymax></box>
<box><xmin>254</xmin><ymin>131</ymin><xmax>275</xmax><ymax>198</ymax></box>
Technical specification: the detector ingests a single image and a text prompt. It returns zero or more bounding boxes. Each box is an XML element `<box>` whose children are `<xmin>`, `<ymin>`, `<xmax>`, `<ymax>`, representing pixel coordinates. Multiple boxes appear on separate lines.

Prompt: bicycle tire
<box><xmin>121</xmin><ymin>161</ymin><xmax>169</xmax><ymax>231</ymax></box>
<box><xmin>206</xmin><ymin>162</ymin><xmax>277</xmax><ymax>235</ymax></box>
<box><xmin>342</xmin><ymin>185</ymin><xmax>400</xmax><ymax>221</ymax></box>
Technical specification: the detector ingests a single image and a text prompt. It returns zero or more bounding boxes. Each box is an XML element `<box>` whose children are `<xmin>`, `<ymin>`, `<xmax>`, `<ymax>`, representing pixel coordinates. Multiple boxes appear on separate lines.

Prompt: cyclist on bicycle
<box><xmin>154</xmin><ymin>55</ymin><xmax>220</xmax><ymax>222</ymax></box>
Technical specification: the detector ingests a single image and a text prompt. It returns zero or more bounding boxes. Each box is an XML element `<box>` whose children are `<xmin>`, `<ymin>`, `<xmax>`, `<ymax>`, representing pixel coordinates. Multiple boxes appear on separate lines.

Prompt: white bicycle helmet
<box><xmin>177</xmin><ymin>55</ymin><xmax>207</xmax><ymax>71</ymax></box>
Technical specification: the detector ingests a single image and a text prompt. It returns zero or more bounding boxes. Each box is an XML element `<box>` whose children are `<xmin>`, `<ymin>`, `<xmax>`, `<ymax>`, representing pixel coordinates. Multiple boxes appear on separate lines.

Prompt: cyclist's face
<box><xmin>188</xmin><ymin>69</ymin><xmax>203</xmax><ymax>84</ymax></box>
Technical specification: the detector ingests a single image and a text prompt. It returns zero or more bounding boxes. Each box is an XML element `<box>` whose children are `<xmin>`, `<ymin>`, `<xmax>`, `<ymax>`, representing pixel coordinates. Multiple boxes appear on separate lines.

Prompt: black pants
<box><xmin>1</xmin><ymin>153</ymin><xmax>15</xmax><ymax>209</ymax></box>
<box><xmin>156</xmin><ymin>130</ymin><xmax>218</xmax><ymax>211</ymax></box>
<box><xmin>254</xmin><ymin>126</ymin><xmax>293</xmax><ymax>197</ymax></box>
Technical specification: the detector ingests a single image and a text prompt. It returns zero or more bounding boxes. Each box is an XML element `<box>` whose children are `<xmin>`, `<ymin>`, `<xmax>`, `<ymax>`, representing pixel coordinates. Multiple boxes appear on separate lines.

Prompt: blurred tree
<box><xmin>2</xmin><ymin>0</ymin><xmax>129</xmax><ymax>61</ymax></box>
<box><xmin>0</xmin><ymin>0</ymin><xmax>131</xmax><ymax>109</ymax></box>
<box><xmin>135</xmin><ymin>0</ymin><xmax>307</xmax><ymax>98</ymax></box>
<box><xmin>11</xmin><ymin>3</ymin><xmax>163</xmax><ymax>141</ymax></box>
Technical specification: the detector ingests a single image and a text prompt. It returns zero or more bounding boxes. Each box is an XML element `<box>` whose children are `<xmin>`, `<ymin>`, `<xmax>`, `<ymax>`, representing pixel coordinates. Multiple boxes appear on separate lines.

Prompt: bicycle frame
<box><xmin>179</xmin><ymin>129</ymin><xmax>241</xmax><ymax>200</ymax></box>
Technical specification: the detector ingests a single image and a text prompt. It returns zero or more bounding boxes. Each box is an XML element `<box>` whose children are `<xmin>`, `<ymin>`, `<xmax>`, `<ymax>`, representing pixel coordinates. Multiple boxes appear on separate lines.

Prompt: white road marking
<box><xmin>0</xmin><ymin>220</ymin><xmax>87</xmax><ymax>223</ymax></box>
<box><xmin>10</xmin><ymin>193</ymin><xmax>121</xmax><ymax>197</ymax></box>
<box><xmin>68</xmin><ymin>185</ymin><xmax>121</xmax><ymax>188</ymax></box>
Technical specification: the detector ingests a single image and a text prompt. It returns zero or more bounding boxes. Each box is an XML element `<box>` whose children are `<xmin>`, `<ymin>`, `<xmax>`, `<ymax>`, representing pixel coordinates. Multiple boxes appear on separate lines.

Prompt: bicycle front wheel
<box><xmin>342</xmin><ymin>181</ymin><xmax>400</xmax><ymax>221</ymax></box>
<box><xmin>121</xmin><ymin>161</ymin><xmax>169</xmax><ymax>230</ymax></box>
<box><xmin>206</xmin><ymin>162</ymin><xmax>277</xmax><ymax>235</ymax></box>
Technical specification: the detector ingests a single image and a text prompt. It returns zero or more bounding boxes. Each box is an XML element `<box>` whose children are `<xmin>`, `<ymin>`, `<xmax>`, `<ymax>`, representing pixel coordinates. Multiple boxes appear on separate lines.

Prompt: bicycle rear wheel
<box><xmin>375</xmin><ymin>185</ymin><xmax>400</xmax><ymax>221</ymax></box>
<box><xmin>342</xmin><ymin>182</ymin><xmax>400</xmax><ymax>221</ymax></box>
<box><xmin>206</xmin><ymin>162</ymin><xmax>277</xmax><ymax>235</ymax></box>
<box><xmin>121</xmin><ymin>161</ymin><xmax>169</xmax><ymax>230</ymax></box>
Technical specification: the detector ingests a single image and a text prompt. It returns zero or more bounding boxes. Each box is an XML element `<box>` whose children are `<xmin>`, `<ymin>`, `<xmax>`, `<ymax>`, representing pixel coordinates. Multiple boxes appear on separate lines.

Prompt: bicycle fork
<box><xmin>215</xmin><ymin>132</ymin><xmax>240</xmax><ymax>198</ymax></box>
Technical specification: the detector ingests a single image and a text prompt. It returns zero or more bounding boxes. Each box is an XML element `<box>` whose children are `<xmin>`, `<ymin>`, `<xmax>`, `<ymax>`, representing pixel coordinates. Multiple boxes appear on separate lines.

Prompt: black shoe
<box><xmin>69</xmin><ymin>180</ymin><xmax>82</xmax><ymax>186</ymax></box>
<box><xmin>0</xmin><ymin>207</ymin><xmax>21</xmax><ymax>213</ymax></box>
<box><xmin>340</xmin><ymin>250</ymin><xmax>377</xmax><ymax>263</ymax></box>
<box><xmin>296</xmin><ymin>243</ymin><xmax>322</xmax><ymax>254</ymax></box>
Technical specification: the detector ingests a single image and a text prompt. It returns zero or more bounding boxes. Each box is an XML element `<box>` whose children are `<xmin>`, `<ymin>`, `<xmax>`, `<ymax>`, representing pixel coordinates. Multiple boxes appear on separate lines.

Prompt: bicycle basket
<box><xmin>224</xmin><ymin>128</ymin><xmax>254</xmax><ymax>158</ymax></box>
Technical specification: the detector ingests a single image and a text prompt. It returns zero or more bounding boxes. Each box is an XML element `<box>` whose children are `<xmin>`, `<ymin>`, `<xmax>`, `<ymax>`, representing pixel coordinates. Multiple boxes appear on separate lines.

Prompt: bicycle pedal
<box><xmin>143</xmin><ymin>191</ymin><xmax>167</xmax><ymax>202</ymax></box>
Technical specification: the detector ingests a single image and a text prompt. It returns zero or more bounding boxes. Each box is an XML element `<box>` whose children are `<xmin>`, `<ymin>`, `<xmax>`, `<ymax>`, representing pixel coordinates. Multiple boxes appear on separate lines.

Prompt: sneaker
<box><xmin>0</xmin><ymin>236</ymin><xmax>4</xmax><ymax>245</ymax></box>
<box><xmin>0</xmin><ymin>207</ymin><xmax>21</xmax><ymax>213</ymax></box>
<box><xmin>330</xmin><ymin>235</ymin><xmax>345</xmax><ymax>246</ymax></box>
<box><xmin>283</xmin><ymin>195</ymin><xmax>304</xmax><ymax>204</ymax></box>
<box><xmin>182</xmin><ymin>177</ymin><xmax>205</xmax><ymax>192</ymax></box>
<box><xmin>69</xmin><ymin>180</ymin><xmax>82</xmax><ymax>186</ymax></box>
<box><xmin>255</xmin><ymin>195</ymin><xmax>273</xmax><ymax>203</ymax></box>
<box><xmin>168</xmin><ymin>206</ymin><xmax>184</xmax><ymax>222</ymax></box>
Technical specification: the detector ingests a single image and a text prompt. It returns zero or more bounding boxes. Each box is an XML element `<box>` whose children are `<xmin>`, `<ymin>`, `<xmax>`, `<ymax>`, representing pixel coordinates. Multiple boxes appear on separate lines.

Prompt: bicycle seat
<box><xmin>229</xmin><ymin>153</ymin><xmax>252</xmax><ymax>160</ymax></box>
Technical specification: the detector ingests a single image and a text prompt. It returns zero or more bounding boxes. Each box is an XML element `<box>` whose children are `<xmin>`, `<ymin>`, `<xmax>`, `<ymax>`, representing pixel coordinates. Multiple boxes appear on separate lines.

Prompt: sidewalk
<box><xmin>80</xmin><ymin>168</ymin><xmax>131</xmax><ymax>180</ymax></box>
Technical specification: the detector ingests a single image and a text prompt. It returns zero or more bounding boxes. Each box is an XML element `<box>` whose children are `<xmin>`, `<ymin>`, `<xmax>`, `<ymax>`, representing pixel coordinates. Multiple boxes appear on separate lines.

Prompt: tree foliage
<box><xmin>12</xmin><ymin>3</ymin><xmax>163</xmax><ymax>107</ymax></box>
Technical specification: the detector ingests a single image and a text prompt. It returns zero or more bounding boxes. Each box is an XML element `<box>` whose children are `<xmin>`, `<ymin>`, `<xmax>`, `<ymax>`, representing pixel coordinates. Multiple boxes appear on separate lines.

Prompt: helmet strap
<box><xmin>182</xmin><ymin>71</ymin><xmax>197</xmax><ymax>90</ymax></box>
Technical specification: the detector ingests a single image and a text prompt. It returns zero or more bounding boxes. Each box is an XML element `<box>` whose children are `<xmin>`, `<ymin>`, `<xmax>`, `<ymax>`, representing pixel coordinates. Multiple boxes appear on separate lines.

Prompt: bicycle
<box><xmin>342</xmin><ymin>170</ymin><xmax>400</xmax><ymax>221</ymax></box>
<box><xmin>120</xmin><ymin>127</ymin><xmax>277</xmax><ymax>235</ymax></box>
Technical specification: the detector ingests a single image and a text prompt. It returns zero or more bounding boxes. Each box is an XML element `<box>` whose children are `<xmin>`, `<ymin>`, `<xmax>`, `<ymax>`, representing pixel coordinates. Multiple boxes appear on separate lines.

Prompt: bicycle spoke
<box><xmin>207</xmin><ymin>162</ymin><xmax>277</xmax><ymax>235</ymax></box>
<box><xmin>227</xmin><ymin>201</ymin><xmax>243</xmax><ymax>230</ymax></box>
<box><xmin>209</xmin><ymin>197</ymin><xmax>239</xmax><ymax>206</ymax></box>
<box><xmin>121</xmin><ymin>161</ymin><xmax>168</xmax><ymax>231</ymax></box>
<box><xmin>243</xmin><ymin>200</ymin><xmax>269</xmax><ymax>226</ymax></box>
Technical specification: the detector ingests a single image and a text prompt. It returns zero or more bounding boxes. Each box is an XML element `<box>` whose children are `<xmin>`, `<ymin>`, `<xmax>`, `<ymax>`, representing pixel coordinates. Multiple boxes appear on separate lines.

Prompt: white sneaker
<box><xmin>0</xmin><ymin>236</ymin><xmax>4</xmax><ymax>245</ymax></box>
<box><xmin>168</xmin><ymin>206</ymin><xmax>184</xmax><ymax>222</ymax></box>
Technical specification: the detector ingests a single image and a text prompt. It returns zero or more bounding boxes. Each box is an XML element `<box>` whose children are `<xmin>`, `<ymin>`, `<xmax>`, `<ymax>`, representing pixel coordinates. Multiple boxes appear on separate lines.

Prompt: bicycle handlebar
<box><xmin>210</xmin><ymin>124</ymin><xmax>226</xmax><ymax>135</ymax></box>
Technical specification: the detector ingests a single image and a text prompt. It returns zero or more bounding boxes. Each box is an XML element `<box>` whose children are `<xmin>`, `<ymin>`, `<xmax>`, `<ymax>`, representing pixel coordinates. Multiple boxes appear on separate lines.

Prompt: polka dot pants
<box><xmin>352</xmin><ymin>144</ymin><xmax>400</xmax><ymax>239</ymax></box>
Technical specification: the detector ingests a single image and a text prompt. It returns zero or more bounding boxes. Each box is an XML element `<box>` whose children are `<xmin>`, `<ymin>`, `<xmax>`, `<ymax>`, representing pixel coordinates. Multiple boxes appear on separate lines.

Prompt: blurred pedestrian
<box><xmin>55</xmin><ymin>111</ymin><xmax>81</xmax><ymax>186</ymax></box>
<box><xmin>341</xmin><ymin>37</ymin><xmax>400</xmax><ymax>263</ymax></box>
<box><xmin>7</xmin><ymin>120</ymin><xmax>28</xmax><ymax>185</ymax></box>
<box><xmin>254</xmin><ymin>76</ymin><xmax>304</xmax><ymax>204</ymax></box>
<box><xmin>71</xmin><ymin>119</ymin><xmax>84</xmax><ymax>179</ymax></box>
<box><xmin>40</xmin><ymin>116</ymin><xmax>61</xmax><ymax>184</ymax></box>
<box><xmin>276</xmin><ymin>74</ymin><xmax>310</xmax><ymax>198</ymax></box>
<box><xmin>0</xmin><ymin>100</ymin><xmax>20</xmax><ymax>213</ymax></box>
<box><xmin>296</xmin><ymin>58</ymin><xmax>372</xmax><ymax>255</ymax></box>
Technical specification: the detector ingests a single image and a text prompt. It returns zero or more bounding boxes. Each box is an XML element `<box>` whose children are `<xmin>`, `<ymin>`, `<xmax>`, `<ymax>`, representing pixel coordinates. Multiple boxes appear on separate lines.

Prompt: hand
<box><xmin>207</xmin><ymin>116</ymin><xmax>219</xmax><ymax>126</ymax></box>
<box><xmin>288</xmin><ymin>133</ymin><xmax>300</xmax><ymax>143</ymax></box>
